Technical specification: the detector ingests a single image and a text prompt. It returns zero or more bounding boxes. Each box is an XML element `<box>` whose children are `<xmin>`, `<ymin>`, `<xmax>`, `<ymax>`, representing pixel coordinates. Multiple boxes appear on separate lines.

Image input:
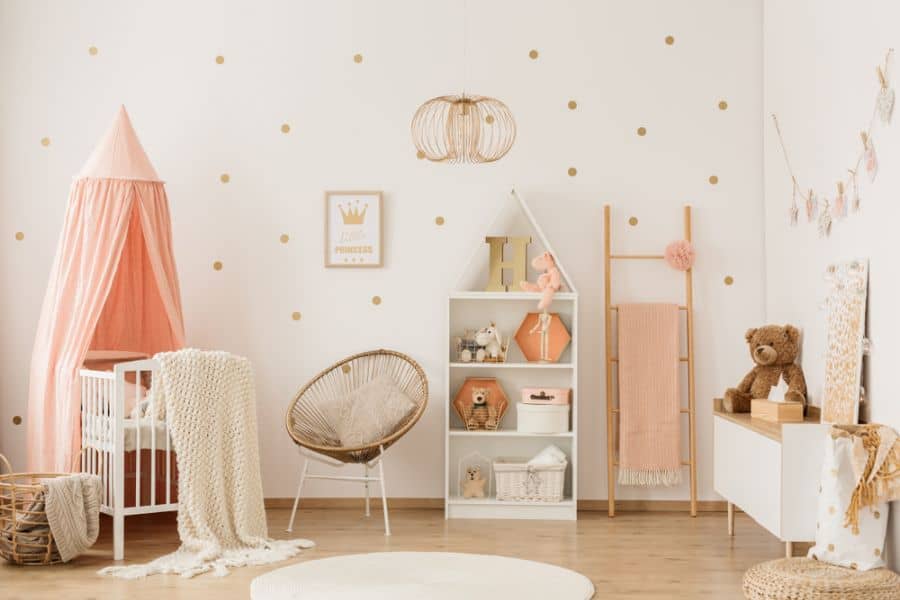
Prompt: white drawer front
<box><xmin>714</xmin><ymin>417</ymin><xmax>782</xmax><ymax>537</ymax></box>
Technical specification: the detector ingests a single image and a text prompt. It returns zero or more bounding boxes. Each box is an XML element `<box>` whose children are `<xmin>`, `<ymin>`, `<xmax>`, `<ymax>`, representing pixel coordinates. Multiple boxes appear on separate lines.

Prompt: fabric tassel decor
<box><xmin>838</xmin><ymin>425</ymin><xmax>900</xmax><ymax>534</ymax></box>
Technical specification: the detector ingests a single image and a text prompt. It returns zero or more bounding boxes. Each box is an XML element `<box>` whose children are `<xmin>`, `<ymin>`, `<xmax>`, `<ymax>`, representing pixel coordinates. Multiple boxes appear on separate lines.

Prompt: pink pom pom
<box><xmin>664</xmin><ymin>239</ymin><xmax>695</xmax><ymax>271</ymax></box>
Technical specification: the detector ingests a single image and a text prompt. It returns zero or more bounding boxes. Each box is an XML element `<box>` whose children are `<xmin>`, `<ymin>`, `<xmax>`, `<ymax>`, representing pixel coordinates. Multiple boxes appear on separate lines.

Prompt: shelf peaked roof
<box><xmin>454</xmin><ymin>189</ymin><xmax>577</xmax><ymax>295</ymax></box>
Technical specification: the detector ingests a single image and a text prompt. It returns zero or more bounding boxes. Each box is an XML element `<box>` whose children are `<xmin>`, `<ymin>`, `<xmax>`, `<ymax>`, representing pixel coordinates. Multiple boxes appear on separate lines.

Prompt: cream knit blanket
<box><xmin>101</xmin><ymin>349</ymin><xmax>313</xmax><ymax>578</ymax></box>
<box><xmin>45</xmin><ymin>473</ymin><xmax>102</xmax><ymax>562</ymax></box>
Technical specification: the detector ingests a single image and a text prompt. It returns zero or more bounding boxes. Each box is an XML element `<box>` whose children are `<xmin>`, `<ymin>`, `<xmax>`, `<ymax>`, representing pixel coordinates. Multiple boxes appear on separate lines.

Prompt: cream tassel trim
<box><xmin>618</xmin><ymin>468</ymin><xmax>682</xmax><ymax>487</ymax></box>
<box><xmin>98</xmin><ymin>539</ymin><xmax>315</xmax><ymax>579</ymax></box>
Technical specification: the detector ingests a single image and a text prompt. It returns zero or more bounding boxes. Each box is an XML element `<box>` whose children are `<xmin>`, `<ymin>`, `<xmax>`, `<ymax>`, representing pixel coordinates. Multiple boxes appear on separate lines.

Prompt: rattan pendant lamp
<box><xmin>411</xmin><ymin>3</ymin><xmax>516</xmax><ymax>164</ymax></box>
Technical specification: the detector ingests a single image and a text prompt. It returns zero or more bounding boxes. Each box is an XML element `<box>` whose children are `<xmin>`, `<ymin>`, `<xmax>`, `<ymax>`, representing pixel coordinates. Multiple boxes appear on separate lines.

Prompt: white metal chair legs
<box><xmin>286</xmin><ymin>457</ymin><xmax>309</xmax><ymax>533</ymax></box>
<box><xmin>378</xmin><ymin>451</ymin><xmax>390</xmax><ymax>536</ymax></box>
<box><xmin>364</xmin><ymin>464</ymin><xmax>370</xmax><ymax>517</ymax></box>
<box><xmin>286</xmin><ymin>445</ymin><xmax>390</xmax><ymax>536</ymax></box>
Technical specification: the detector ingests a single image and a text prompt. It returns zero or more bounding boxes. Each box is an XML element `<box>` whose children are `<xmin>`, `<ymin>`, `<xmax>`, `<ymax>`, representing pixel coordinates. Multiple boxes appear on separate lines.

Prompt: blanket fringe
<box><xmin>618</xmin><ymin>468</ymin><xmax>681</xmax><ymax>487</ymax></box>
<box><xmin>99</xmin><ymin>538</ymin><xmax>315</xmax><ymax>579</ymax></box>
<box><xmin>841</xmin><ymin>425</ymin><xmax>900</xmax><ymax>535</ymax></box>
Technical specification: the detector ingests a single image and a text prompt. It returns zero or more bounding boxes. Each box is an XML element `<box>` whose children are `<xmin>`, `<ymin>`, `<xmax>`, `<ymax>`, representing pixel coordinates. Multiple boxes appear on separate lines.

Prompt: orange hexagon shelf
<box><xmin>514</xmin><ymin>312</ymin><xmax>571</xmax><ymax>363</ymax></box>
<box><xmin>452</xmin><ymin>377</ymin><xmax>510</xmax><ymax>431</ymax></box>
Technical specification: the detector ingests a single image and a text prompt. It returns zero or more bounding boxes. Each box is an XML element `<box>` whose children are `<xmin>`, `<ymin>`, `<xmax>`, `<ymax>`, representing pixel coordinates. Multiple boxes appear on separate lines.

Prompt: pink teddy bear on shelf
<box><xmin>519</xmin><ymin>252</ymin><xmax>561</xmax><ymax>311</ymax></box>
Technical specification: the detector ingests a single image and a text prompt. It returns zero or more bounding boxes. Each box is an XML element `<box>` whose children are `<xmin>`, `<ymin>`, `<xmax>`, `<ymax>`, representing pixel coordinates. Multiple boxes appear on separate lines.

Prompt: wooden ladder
<box><xmin>603</xmin><ymin>204</ymin><xmax>698</xmax><ymax>517</ymax></box>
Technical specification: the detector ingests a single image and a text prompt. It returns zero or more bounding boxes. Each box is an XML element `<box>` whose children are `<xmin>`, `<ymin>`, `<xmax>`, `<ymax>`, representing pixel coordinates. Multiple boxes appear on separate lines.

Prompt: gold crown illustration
<box><xmin>339</xmin><ymin>202</ymin><xmax>368</xmax><ymax>225</ymax></box>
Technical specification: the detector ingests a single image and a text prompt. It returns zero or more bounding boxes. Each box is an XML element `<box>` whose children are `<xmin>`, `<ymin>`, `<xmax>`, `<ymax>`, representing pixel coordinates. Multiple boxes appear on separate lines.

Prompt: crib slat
<box><xmin>135</xmin><ymin>370</ymin><xmax>141</xmax><ymax>508</ymax></box>
<box><xmin>93</xmin><ymin>377</ymin><xmax>98</xmax><ymax>476</ymax></box>
<box><xmin>109</xmin><ymin>377</ymin><xmax>113</xmax><ymax>506</ymax></box>
<box><xmin>149</xmin><ymin>375</ymin><xmax>156</xmax><ymax>507</ymax></box>
<box><xmin>105</xmin><ymin>379</ymin><xmax>111</xmax><ymax>507</ymax></box>
<box><xmin>89</xmin><ymin>377</ymin><xmax>95</xmax><ymax>477</ymax></box>
<box><xmin>165</xmin><ymin>379</ymin><xmax>171</xmax><ymax>505</ymax></box>
<box><xmin>93</xmin><ymin>377</ymin><xmax>99</xmax><ymax>477</ymax></box>
<box><xmin>80</xmin><ymin>377</ymin><xmax>86</xmax><ymax>473</ymax></box>
<box><xmin>102</xmin><ymin>378</ymin><xmax>106</xmax><ymax>505</ymax></box>
<box><xmin>84</xmin><ymin>377</ymin><xmax>90</xmax><ymax>474</ymax></box>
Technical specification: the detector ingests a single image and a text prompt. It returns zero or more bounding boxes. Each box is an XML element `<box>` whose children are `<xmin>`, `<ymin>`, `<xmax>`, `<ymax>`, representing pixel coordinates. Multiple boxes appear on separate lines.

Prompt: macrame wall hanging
<box><xmin>772</xmin><ymin>49</ymin><xmax>894</xmax><ymax>237</ymax></box>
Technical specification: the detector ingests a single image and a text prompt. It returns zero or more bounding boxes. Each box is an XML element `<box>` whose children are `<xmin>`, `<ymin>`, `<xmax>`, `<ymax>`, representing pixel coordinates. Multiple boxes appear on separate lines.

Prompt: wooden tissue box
<box><xmin>751</xmin><ymin>399</ymin><xmax>803</xmax><ymax>423</ymax></box>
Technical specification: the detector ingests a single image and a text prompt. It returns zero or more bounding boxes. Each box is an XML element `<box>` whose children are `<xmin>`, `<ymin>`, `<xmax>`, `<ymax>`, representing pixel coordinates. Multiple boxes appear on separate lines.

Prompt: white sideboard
<box><xmin>713</xmin><ymin>399</ymin><xmax>829</xmax><ymax>557</ymax></box>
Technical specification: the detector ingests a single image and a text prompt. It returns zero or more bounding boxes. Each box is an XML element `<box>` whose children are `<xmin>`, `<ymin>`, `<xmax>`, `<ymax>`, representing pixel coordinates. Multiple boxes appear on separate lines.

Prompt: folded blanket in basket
<box><xmin>1</xmin><ymin>494</ymin><xmax>51</xmax><ymax>558</ymax></box>
<box><xmin>45</xmin><ymin>473</ymin><xmax>102</xmax><ymax>562</ymax></box>
<box><xmin>528</xmin><ymin>445</ymin><xmax>568</xmax><ymax>466</ymax></box>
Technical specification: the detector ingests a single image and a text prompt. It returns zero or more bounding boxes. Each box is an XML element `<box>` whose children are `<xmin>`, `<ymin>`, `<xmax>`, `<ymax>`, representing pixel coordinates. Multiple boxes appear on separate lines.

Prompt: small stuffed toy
<box><xmin>520</xmin><ymin>252</ymin><xmax>561</xmax><ymax>311</ymax></box>
<box><xmin>474</xmin><ymin>324</ymin><xmax>504</xmax><ymax>361</ymax></box>
<box><xmin>465</xmin><ymin>387</ymin><xmax>498</xmax><ymax>430</ymax></box>
<box><xmin>462</xmin><ymin>466</ymin><xmax>487</xmax><ymax>499</ymax></box>
<box><xmin>724</xmin><ymin>324</ymin><xmax>808</xmax><ymax>413</ymax></box>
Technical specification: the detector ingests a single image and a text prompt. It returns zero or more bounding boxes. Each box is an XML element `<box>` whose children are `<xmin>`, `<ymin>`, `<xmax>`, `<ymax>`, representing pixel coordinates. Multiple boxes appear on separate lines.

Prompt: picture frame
<box><xmin>324</xmin><ymin>190</ymin><xmax>383</xmax><ymax>268</ymax></box>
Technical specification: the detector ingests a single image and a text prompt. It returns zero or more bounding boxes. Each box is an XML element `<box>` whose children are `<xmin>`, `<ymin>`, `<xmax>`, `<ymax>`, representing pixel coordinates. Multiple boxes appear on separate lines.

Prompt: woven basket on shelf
<box><xmin>493</xmin><ymin>458</ymin><xmax>566</xmax><ymax>503</ymax></box>
<box><xmin>743</xmin><ymin>558</ymin><xmax>900</xmax><ymax>599</ymax></box>
<box><xmin>0</xmin><ymin>453</ymin><xmax>66</xmax><ymax>565</ymax></box>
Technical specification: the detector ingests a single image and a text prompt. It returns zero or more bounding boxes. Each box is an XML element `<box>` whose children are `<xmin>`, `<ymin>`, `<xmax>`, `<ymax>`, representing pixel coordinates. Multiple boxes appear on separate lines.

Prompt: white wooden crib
<box><xmin>78</xmin><ymin>358</ymin><xmax>177</xmax><ymax>560</ymax></box>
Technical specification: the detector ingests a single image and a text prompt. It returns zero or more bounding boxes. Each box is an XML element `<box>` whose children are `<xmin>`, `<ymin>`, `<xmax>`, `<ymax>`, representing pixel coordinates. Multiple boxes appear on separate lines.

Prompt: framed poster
<box><xmin>324</xmin><ymin>190</ymin><xmax>383</xmax><ymax>268</ymax></box>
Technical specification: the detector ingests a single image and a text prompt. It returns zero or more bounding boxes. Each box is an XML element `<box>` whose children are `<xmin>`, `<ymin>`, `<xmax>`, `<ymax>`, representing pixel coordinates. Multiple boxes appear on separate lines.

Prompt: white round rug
<box><xmin>251</xmin><ymin>552</ymin><xmax>595</xmax><ymax>599</ymax></box>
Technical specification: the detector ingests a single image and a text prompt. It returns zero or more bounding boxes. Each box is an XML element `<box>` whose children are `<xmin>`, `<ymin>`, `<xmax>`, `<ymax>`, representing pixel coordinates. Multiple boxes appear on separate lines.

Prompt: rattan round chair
<box><xmin>284</xmin><ymin>349</ymin><xmax>428</xmax><ymax>535</ymax></box>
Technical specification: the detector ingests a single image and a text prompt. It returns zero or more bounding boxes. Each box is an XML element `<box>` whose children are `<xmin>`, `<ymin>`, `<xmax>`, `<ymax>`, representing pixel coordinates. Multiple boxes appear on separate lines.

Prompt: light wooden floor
<box><xmin>2</xmin><ymin>507</ymin><xmax>789</xmax><ymax>599</ymax></box>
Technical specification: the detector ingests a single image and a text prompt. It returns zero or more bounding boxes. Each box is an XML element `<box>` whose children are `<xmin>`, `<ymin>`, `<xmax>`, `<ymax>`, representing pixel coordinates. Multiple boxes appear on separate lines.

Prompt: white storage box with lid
<box><xmin>516</xmin><ymin>402</ymin><xmax>570</xmax><ymax>434</ymax></box>
<box><xmin>494</xmin><ymin>457</ymin><xmax>567</xmax><ymax>503</ymax></box>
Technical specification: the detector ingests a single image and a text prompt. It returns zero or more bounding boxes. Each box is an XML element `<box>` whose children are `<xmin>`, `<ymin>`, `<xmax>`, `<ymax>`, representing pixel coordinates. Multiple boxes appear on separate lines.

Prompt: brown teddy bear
<box><xmin>724</xmin><ymin>324</ymin><xmax>807</xmax><ymax>413</ymax></box>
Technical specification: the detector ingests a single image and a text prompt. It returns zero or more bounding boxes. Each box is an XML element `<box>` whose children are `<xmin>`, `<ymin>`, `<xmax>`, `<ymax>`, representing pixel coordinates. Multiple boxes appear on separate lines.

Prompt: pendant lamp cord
<box><xmin>462</xmin><ymin>0</ymin><xmax>468</xmax><ymax>98</ymax></box>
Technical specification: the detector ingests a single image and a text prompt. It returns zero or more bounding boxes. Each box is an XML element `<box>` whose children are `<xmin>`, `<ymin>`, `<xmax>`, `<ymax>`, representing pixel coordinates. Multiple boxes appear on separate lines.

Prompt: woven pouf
<box><xmin>743</xmin><ymin>558</ymin><xmax>900</xmax><ymax>599</ymax></box>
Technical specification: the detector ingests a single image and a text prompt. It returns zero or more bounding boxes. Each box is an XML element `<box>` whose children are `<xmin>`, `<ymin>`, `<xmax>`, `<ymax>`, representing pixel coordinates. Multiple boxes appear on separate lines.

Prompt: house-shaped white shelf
<box><xmin>445</xmin><ymin>189</ymin><xmax>579</xmax><ymax>520</ymax></box>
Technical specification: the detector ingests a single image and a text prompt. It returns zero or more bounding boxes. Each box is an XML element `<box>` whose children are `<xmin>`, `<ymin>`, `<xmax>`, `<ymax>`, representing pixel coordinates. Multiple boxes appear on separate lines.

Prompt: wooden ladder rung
<box><xmin>609</xmin><ymin>254</ymin><xmax>665</xmax><ymax>260</ymax></box>
<box><xmin>609</xmin><ymin>305</ymin><xmax>688</xmax><ymax>311</ymax></box>
<box><xmin>612</xmin><ymin>461</ymin><xmax>692</xmax><ymax>467</ymax></box>
<box><xmin>611</xmin><ymin>408</ymin><xmax>691</xmax><ymax>414</ymax></box>
<box><xmin>608</xmin><ymin>357</ymin><xmax>689</xmax><ymax>363</ymax></box>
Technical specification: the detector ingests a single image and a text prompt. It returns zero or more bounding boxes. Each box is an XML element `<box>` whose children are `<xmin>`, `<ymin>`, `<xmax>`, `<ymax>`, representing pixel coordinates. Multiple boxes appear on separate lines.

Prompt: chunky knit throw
<box><xmin>101</xmin><ymin>349</ymin><xmax>313</xmax><ymax>578</ymax></box>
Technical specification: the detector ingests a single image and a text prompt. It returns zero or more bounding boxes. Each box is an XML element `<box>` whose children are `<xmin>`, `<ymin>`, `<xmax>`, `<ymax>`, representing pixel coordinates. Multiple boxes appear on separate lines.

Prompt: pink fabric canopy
<box><xmin>27</xmin><ymin>106</ymin><xmax>185</xmax><ymax>472</ymax></box>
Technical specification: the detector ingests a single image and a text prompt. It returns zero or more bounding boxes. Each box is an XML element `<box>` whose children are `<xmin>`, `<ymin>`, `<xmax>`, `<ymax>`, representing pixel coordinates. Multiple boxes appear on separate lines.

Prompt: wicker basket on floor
<box><xmin>0</xmin><ymin>453</ymin><xmax>65</xmax><ymax>565</ymax></box>
<box><xmin>743</xmin><ymin>558</ymin><xmax>900</xmax><ymax>599</ymax></box>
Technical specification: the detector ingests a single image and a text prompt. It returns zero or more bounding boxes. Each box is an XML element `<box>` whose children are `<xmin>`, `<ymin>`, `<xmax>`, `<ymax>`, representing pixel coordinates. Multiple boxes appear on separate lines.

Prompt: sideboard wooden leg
<box><xmin>785</xmin><ymin>541</ymin><xmax>793</xmax><ymax>558</ymax></box>
<box><xmin>727</xmin><ymin>502</ymin><xmax>735</xmax><ymax>536</ymax></box>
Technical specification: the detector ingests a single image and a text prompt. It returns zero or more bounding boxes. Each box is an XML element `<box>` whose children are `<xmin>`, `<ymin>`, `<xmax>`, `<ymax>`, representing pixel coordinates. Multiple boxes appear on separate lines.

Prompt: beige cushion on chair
<box><xmin>336</xmin><ymin>374</ymin><xmax>416</xmax><ymax>448</ymax></box>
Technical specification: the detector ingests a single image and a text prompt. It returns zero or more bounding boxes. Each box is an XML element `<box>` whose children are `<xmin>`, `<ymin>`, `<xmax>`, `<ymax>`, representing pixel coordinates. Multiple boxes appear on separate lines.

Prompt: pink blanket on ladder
<box><xmin>617</xmin><ymin>303</ymin><xmax>681</xmax><ymax>486</ymax></box>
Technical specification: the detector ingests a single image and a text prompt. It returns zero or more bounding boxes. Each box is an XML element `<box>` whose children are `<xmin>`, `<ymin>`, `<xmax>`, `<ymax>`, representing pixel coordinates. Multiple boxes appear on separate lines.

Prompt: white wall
<box><xmin>763</xmin><ymin>0</ymin><xmax>900</xmax><ymax>567</ymax></box>
<box><xmin>0</xmin><ymin>0</ymin><xmax>764</xmax><ymax>502</ymax></box>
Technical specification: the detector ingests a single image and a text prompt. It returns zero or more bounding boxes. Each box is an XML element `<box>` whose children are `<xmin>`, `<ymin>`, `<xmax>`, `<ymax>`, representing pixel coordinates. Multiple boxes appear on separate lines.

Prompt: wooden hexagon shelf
<box><xmin>514</xmin><ymin>312</ymin><xmax>571</xmax><ymax>363</ymax></box>
<box><xmin>453</xmin><ymin>377</ymin><xmax>509</xmax><ymax>431</ymax></box>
